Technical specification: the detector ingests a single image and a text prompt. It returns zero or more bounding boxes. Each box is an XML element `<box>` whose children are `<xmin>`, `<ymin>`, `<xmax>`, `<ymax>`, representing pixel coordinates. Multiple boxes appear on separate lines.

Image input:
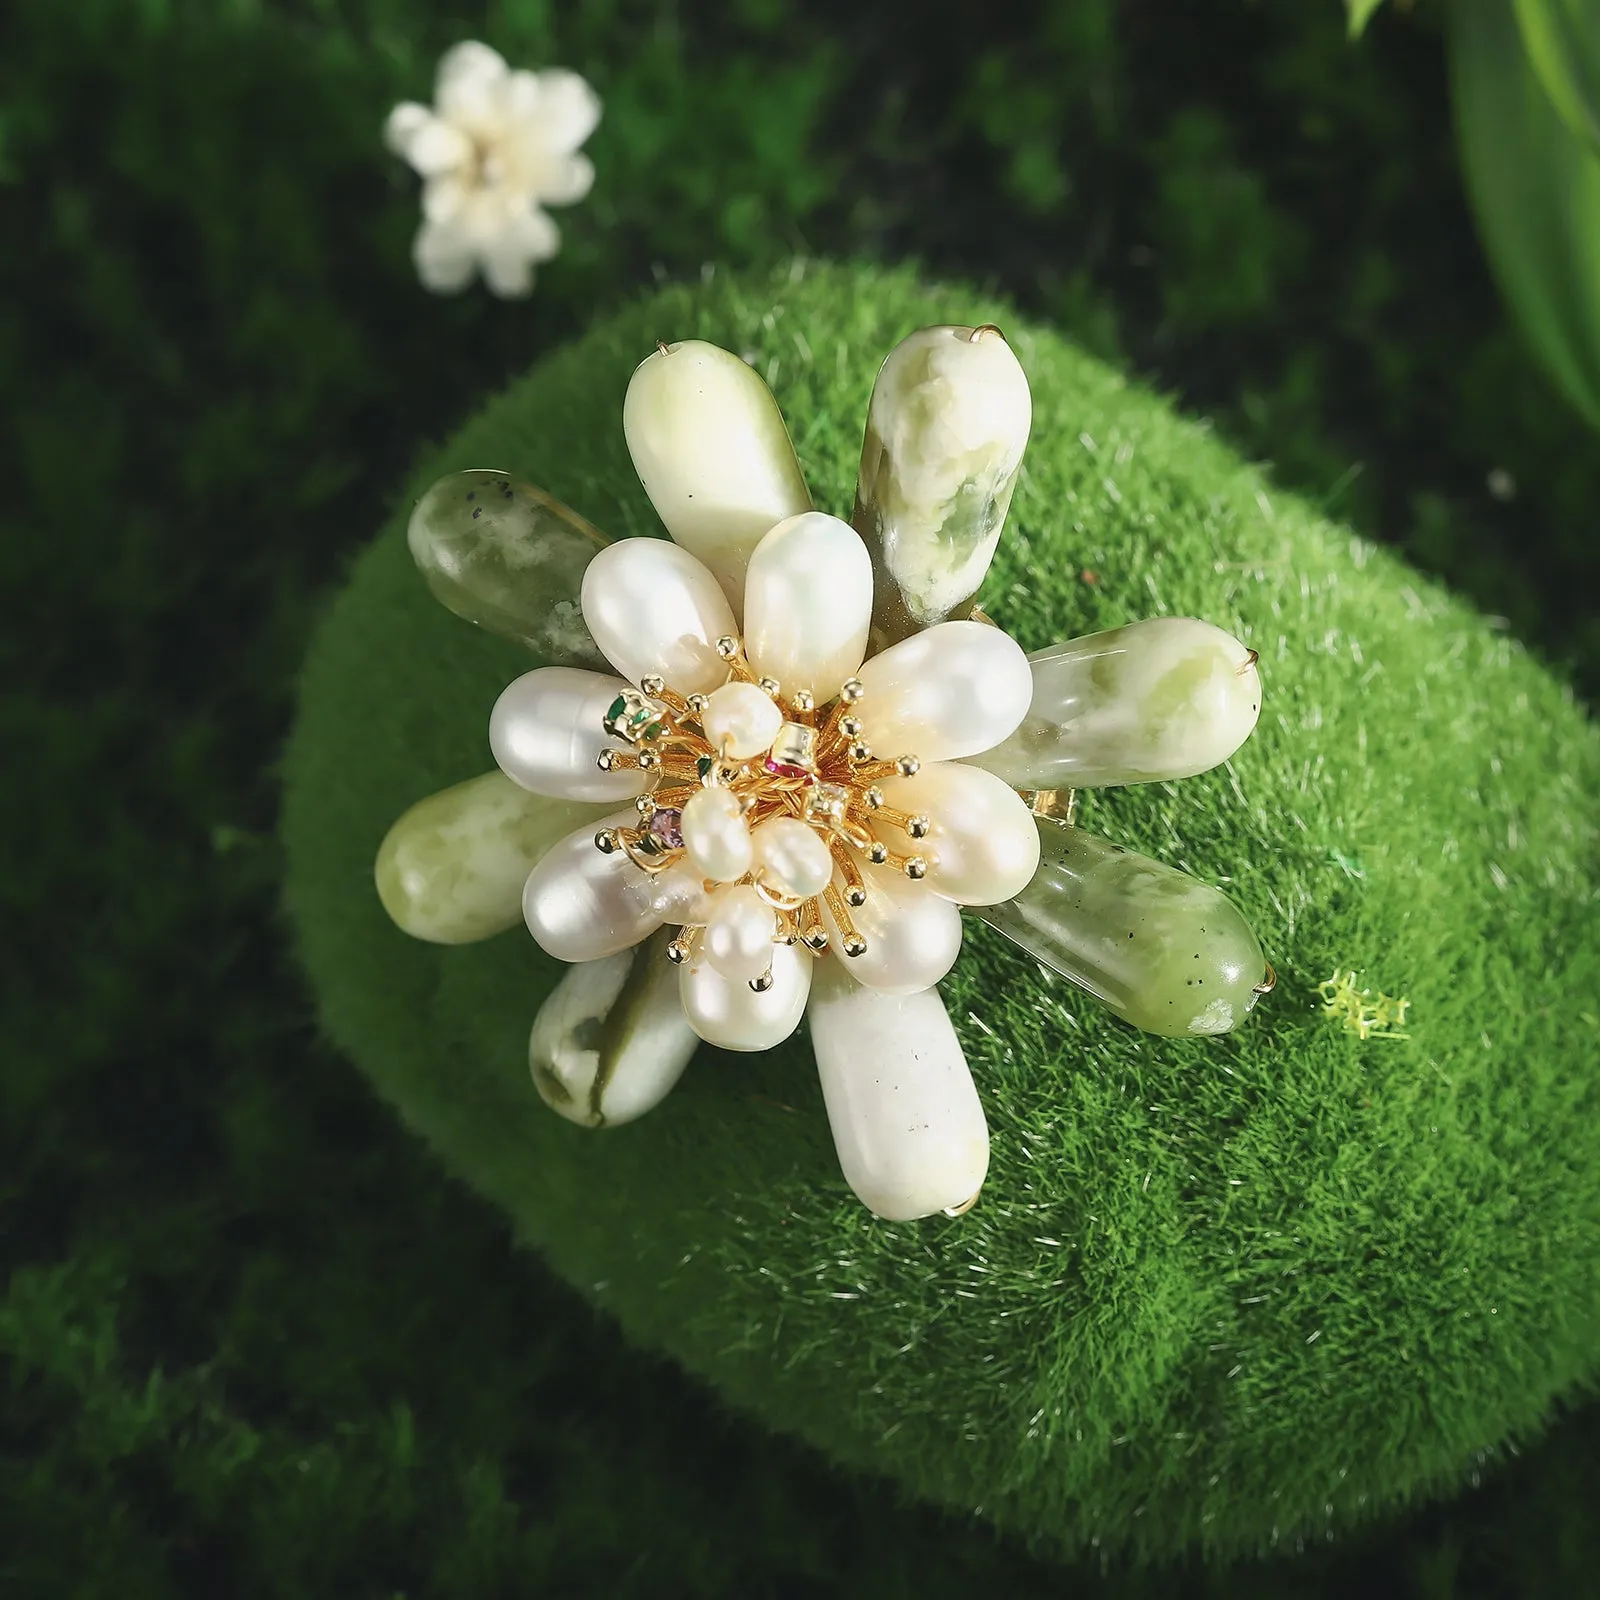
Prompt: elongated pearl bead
<box><xmin>529</xmin><ymin>931</ymin><xmax>699</xmax><ymax>1127</ymax></box>
<box><xmin>624</xmin><ymin>340</ymin><xmax>812</xmax><ymax>614</ymax></box>
<box><xmin>875</xmin><ymin>762</ymin><xmax>1041</xmax><ymax>905</ymax></box>
<box><xmin>703</xmin><ymin>885</ymin><xmax>779</xmax><ymax>982</ymax></box>
<box><xmin>852</xmin><ymin>324</ymin><xmax>1031</xmax><ymax>648</ymax></box>
<box><xmin>974</xmin><ymin>617</ymin><xmax>1263</xmax><ymax>791</ymax></box>
<box><xmin>851</xmin><ymin>620</ymin><xmax>1033</xmax><ymax>763</ymax></box>
<box><xmin>375</xmin><ymin>772</ymin><xmax>608</xmax><ymax>944</ymax></box>
<box><xmin>820</xmin><ymin>864</ymin><xmax>963</xmax><ymax>994</ymax></box>
<box><xmin>679</xmin><ymin>938</ymin><xmax>811</xmax><ymax>1051</ymax></box>
<box><xmin>809</xmin><ymin>960</ymin><xmax>989</xmax><ymax>1220</ymax></box>
<box><xmin>521</xmin><ymin>809</ymin><xmax>671</xmax><ymax>962</ymax></box>
<box><xmin>743</xmin><ymin>512</ymin><xmax>873</xmax><ymax>697</ymax></box>
<box><xmin>680</xmin><ymin>787</ymin><xmax>753</xmax><ymax>882</ymax></box>
<box><xmin>490</xmin><ymin>667</ymin><xmax>650</xmax><ymax>802</ymax></box>
<box><xmin>580</xmin><ymin>538</ymin><xmax>737</xmax><ymax>696</ymax></box>
<box><xmin>406</xmin><ymin>470</ymin><xmax>610</xmax><ymax>665</ymax></box>
<box><xmin>976</xmin><ymin>817</ymin><xmax>1269</xmax><ymax>1037</ymax></box>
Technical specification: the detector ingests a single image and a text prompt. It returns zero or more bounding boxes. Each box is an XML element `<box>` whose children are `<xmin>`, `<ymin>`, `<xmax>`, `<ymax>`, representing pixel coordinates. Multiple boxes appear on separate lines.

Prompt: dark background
<box><xmin>2</xmin><ymin>1</ymin><xmax>1596</xmax><ymax>1594</ymax></box>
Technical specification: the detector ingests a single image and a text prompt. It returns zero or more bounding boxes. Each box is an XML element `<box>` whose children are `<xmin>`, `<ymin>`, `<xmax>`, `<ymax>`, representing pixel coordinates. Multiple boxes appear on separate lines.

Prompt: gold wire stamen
<box><xmin>829</xmin><ymin>841</ymin><xmax>867</xmax><ymax>907</ymax></box>
<box><xmin>799</xmin><ymin>898</ymin><xmax>828</xmax><ymax>952</ymax></box>
<box><xmin>823</xmin><ymin>883</ymin><xmax>868</xmax><ymax>957</ymax></box>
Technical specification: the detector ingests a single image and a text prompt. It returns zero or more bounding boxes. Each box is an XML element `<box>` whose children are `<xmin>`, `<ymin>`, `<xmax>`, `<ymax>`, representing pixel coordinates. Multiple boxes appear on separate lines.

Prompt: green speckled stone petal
<box><xmin>976</xmin><ymin>816</ymin><xmax>1268</xmax><ymax>1037</ymax></box>
<box><xmin>407</xmin><ymin>469</ymin><xmax>610</xmax><ymax>665</ymax></box>
<box><xmin>375</xmin><ymin>770</ymin><xmax>611</xmax><ymax>945</ymax></box>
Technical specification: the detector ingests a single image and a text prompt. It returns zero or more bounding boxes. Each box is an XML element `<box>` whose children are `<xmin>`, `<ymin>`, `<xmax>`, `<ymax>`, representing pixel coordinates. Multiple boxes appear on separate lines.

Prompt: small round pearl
<box><xmin>703</xmin><ymin>885</ymin><xmax>779</xmax><ymax>982</ymax></box>
<box><xmin>751</xmin><ymin>816</ymin><xmax>834</xmax><ymax>900</ymax></box>
<box><xmin>701</xmin><ymin>680</ymin><xmax>784</xmax><ymax>760</ymax></box>
<box><xmin>680</xmin><ymin>786</ymin><xmax>753</xmax><ymax>882</ymax></box>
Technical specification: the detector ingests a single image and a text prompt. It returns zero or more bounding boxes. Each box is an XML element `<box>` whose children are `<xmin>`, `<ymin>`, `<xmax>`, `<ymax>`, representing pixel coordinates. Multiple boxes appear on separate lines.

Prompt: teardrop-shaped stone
<box><xmin>375</xmin><ymin>771</ymin><xmax>610</xmax><ymax>945</ymax></box>
<box><xmin>852</xmin><ymin>324</ymin><xmax>1032</xmax><ymax>649</ymax></box>
<box><xmin>624</xmin><ymin>340</ymin><xmax>812</xmax><ymax>615</ymax></box>
<box><xmin>975</xmin><ymin>617</ymin><xmax>1263</xmax><ymax>791</ymax></box>
<box><xmin>528</xmin><ymin>930</ymin><xmax>699</xmax><ymax>1128</ymax></box>
<box><xmin>406</xmin><ymin>469</ymin><xmax>610</xmax><ymax>665</ymax></box>
<box><xmin>976</xmin><ymin>817</ymin><xmax>1269</xmax><ymax>1037</ymax></box>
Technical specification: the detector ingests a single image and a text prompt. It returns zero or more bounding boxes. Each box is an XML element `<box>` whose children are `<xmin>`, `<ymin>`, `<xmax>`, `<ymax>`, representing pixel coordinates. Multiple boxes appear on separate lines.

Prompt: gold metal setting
<box><xmin>592</xmin><ymin>643</ymin><xmax>937</xmax><ymax>968</ymax></box>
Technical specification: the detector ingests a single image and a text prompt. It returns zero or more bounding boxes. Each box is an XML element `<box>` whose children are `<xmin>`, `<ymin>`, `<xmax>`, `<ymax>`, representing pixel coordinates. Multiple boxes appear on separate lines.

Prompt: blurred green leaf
<box><xmin>1347</xmin><ymin>0</ymin><xmax>1388</xmax><ymax>38</ymax></box>
<box><xmin>1513</xmin><ymin>0</ymin><xmax>1600</xmax><ymax>147</ymax></box>
<box><xmin>1449</xmin><ymin>0</ymin><xmax>1600</xmax><ymax>428</ymax></box>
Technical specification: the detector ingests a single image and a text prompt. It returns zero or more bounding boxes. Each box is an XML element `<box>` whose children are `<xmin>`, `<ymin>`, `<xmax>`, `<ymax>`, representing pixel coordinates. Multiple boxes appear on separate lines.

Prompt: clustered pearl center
<box><xmin>593</xmin><ymin>633</ymin><xmax>931</xmax><ymax>988</ymax></box>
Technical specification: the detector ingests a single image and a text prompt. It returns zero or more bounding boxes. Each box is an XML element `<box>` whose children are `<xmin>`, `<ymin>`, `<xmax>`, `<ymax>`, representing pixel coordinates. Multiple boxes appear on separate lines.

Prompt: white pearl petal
<box><xmin>521</xmin><ymin>808</ymin><xmax>667</xmax><ymax>962</ymax></box>
<box><xmin>809</xmin><ymin>960</ymin><xmax>989</xmax><ymax>1220</ymax></box>
<box><xmin>680</xmin><ymin>787</ymin><xmax>753</xmax><ymax>882</ymax></box>
<box><xmin>490</xmin><ymin>667</ymin><xmax>648</xmax><ymax>802</ymax></box>
<box><xmin>623</xmin><ymin>340</ymin><xmax>812</xmax><ymax>614</ymax></box>
<box><xmin>580</xmin><ymin>538</ymin><xmax>737</xmax><ymax>696</ymax></box>
<box><xmin>743</xmin><ymin>512</ymin><xmax>873</xmax><ymax>697</ymax></box>
<box><xmin>852</xmin><ymin>619</ymin><xmax>1032</xmax><ymax>762</ymax></box>
<box><xmin>821</xmin><ymin>864</ymin><xmax>963</xmax><ymax>994</ymax></box>
<box><xmin>701</xmin><ymin>680</ymin><xmax>784</xmax><ymax>760</ymax></box>
<box><xmin>751</xmin><ymin>816</ymin><xmax>835</xmax><ymax>901</ymax></box>
<box><xmin>703</xmin><ymin>885</ymin><xmax>779</xmax><ymax>982</ymax></box>
<box><xmin>876</xmin><ymin>762</ymin><xmax>1041</xmax><ymax>905</ymax></box>
<box><xmin>679</xmin><ymin>938</ymin><xmax>811</xmax><ymax>1052</ymax></box>
<box><xmin>529</xmin><ymin>935</ymin><xmax>698</xmax><ymax>1127</ymax></box>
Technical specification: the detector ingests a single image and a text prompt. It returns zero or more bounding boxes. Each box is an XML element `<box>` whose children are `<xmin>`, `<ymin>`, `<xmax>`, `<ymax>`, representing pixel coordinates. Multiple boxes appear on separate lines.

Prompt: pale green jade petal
<box><xmin>976</xmin><ymin>817</ymin><xmax>1269</xmax><ymax>1038</ymax></box>
<box><xmin>623</xmin><ymin>340</ymin><xmax>812</xmax><ymax>615</ymax></box>
<box><xmin>975</xmin><ymin>617</ymin><xmax>1263</xmax><ymax>791</ymax></box>
<box><xmin>852</xmin><ymin>324</ymin><xmax>1031</xmax><ymax>649</ymax></box>
<box><xmin>528</xmin><ymin>930</ymin><xmax>699</xmax><ymax>1128</ymax></box>
<box><xmin>375</xmin><ymin>771</ymin><xmax>610</xmax><ymax>945</ymax></box>
<box><xmin>406</xmin><ymin>469</ymin><xmax>610</xmax><ymax>666</ymax></box>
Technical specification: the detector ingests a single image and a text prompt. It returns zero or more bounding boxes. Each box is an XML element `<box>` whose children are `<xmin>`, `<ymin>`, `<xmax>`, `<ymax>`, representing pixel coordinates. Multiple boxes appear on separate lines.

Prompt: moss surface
<box><xmin>282</xmin><ymin>262</ymin><xmax>1600</xmax><ymax>1564</ymax></box>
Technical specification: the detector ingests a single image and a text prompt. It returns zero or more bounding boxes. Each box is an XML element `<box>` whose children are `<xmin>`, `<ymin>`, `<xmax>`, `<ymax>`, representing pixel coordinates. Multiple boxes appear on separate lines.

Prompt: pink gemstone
<box><xmin>764</xmin><ymin>758</ymin><xmax>813</xmax><ymax>782</ymax></box>
<box><xmin>647</xmin><ymin>807</ymin><xmax>684</xmax><ymax>849</ymax></box>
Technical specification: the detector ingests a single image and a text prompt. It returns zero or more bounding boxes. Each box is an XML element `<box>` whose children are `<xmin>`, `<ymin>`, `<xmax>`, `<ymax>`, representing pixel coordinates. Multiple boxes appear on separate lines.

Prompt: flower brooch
<box><xmin>378</xmin><ymin>326</ymin><xmax>1272</xmax><ymax>1219</ymax></box>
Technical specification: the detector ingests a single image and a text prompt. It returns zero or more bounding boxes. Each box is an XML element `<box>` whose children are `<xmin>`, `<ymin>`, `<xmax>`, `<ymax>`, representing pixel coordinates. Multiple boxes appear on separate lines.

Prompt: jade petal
<box><xmin>623</xmin><ymin>340</ymin><xmax>812</xmax><ymax>615</ymax></box>
<box><xmin>975</xmin><ymin>617</ymin><xmax>1263</xmax><ymax>791</ymax></box>
<box><xmin>528</xmin><ymin>931</ymin><xmax>699</xmax><ymax>1128</ymax></box>
<box><xmin>809</xmin><ymin>960</ymin><xmax>989</xmax><ymax>1221</ymax></box>
<box><xmin>977</xmin><ymin>817</ymin><xmax>1269</xmax><ymax>1038</ymax></box>
<box><xmin>407</xmin><ymin>469</ymin><xmax>610</xmax><ymax>665</ymax></box>
<box><xmin>852</xmin><ymin>324</ymin><xmax>1031</xmax><ymax>648</ymax></box>
<box><xmin>375</xmin><ymin>771</ymin><xmax>609</xmax><ymax>945</ymax></box>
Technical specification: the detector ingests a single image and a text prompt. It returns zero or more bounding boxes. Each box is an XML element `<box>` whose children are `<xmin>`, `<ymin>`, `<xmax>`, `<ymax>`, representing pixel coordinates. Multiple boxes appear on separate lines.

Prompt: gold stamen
<box><xmin>829</xmin><ymin>840</ymin><xmax>867</xmax><ymax>907</ymax></box>
<box><xmin>823</xmin><ymin>883</ymin><xmax>868</xmax><ymax>957</ymax></box>
<box><xmin>799</xmin><ymin>897</ymin><xmax>828</xmax><ymax>952</ymax></box>
<box><xmin>840</xmin><ymin>678</ymin><xmax>865</xmax><ymax>704</ymax></box>
<box><xmin>594</xmin><ymin>829</ymin><xmax>620</xmax><ymax>854</ymax></box>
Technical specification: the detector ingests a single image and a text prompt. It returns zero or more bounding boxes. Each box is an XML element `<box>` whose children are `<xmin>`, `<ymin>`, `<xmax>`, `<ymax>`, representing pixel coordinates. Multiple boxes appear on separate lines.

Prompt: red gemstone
<box><xmin>764</xmin><ymin>758</ymin><xmax>813</xmax><ymax>781</ymax></box>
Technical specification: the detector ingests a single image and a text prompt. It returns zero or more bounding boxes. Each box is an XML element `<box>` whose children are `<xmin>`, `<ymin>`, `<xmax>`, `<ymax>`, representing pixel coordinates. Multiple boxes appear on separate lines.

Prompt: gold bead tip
<box><xmin>716</xmin><ymin>635</ymin><xmax>740</xmax><ymax>660</ymax></box>
<box><xmin>895</xmin><ymin>755</ymin><xmax>919</xmax><ymax>777</ymax></box>
<box><xmin>840</xmin><ymin>678</ymin><xmax>864</xmax><ymax>704</ymax></box>
<box><xmin>640</xmin><ymin>673</ymin><xmax>666</xmax><ymax>695</ymax></box>
<box><xmin>791</xmin><ymin>689</ymin><xmax>815</xmax><ymax>713</ymax></box>
<box><xmin>904</xmin><ymin>857</ymin><xmax>928</xmax><ymax>880</ymax></box>
<box><xmin>686</xmin><ymin>692</ymin><xmax>710</xmax><ymax>713</ymax></box>
<box><xmin>801</xmin><ymin>927</ymin><xmax>829</xmax><ymax>952</ymax></box>
<box><xmin>757</xmin><ymin>676</ymin><xmax>782</xmax><ymax>696</ymax></box>
<box><xmin>845</xmin><ymin>886</ymin><xmax>867</xmax><ymax>908</ymax></box>
<box><xmin>595</xmin><ymin>830</ymin><xmax>619</xmax><ymax>853</ymax></box>
<box><xmin>749</xmin><ymin>970</ymin><xmax>775</xmax><ymax>992</ymax></box>
<box><xmin>842</xmin><ymin>934</ymin><xmax>868</xmax><ymax>958</ymax></box>
<box><xmin>907</xmin><ymin>816</ymin><xmax>930</xmax><ymax>838</ymax></box>
<box><xmin>666</xmin><ymin>939</ymin><xmax>690</xmax><ymax>964</ymax></box>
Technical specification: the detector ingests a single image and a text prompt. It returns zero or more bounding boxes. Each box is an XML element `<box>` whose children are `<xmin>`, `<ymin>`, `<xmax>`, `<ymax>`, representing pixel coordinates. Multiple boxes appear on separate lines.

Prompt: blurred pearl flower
<box><xmin>385</xmin><ymin>40</ymin><xmax>600</xmax><ymax>298</ymax></box>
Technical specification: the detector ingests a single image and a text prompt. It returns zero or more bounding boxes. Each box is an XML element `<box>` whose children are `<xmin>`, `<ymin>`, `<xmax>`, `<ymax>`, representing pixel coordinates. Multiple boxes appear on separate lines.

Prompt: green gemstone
<box><xmin>696</xmin><ymin>755</ymin><xmax>714</xmax><ymax>778</ymax></box>
<box><xmin>407</xmin><ymin>469</ymin><xmax>610</xmax><ymax>666</ymax></box>
<box><xmin>976</xmin><ymin>817</ymin><xmax>1268</xmax><ymax>1037</ymax></box>
<box><xmin>606</xmin><ymin>693</ymin><xmax>629</xmax><ymax>723</ymax></box>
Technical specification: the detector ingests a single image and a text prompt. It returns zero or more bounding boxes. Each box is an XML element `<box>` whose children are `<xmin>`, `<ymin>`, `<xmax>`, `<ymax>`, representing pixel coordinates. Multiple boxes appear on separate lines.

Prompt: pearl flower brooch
<box><xmin>378</xmin><ymin>327</ymin><xmax>1273</xmax><ymax>1219</ymax></box>
<box><xmin>385</xmin><ymin>41</ymin><xmax>600</xmax><ymax>298</ymax></box>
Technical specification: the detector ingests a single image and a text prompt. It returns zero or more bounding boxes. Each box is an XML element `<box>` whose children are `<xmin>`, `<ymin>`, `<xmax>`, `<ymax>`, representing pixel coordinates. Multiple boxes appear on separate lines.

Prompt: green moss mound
<box><xmin>281</xmin><ymin>262</ymin><xmax>1600</xmax><ymax>1565</ymax></box>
